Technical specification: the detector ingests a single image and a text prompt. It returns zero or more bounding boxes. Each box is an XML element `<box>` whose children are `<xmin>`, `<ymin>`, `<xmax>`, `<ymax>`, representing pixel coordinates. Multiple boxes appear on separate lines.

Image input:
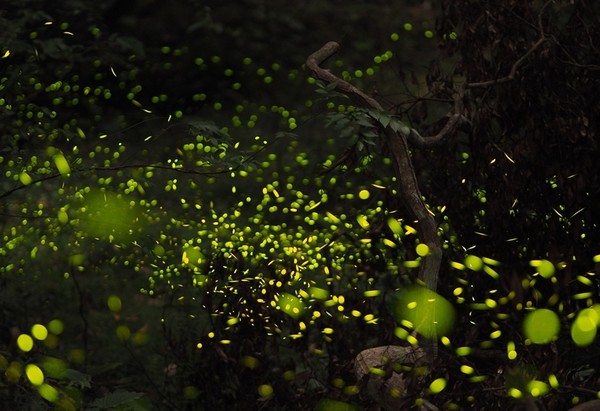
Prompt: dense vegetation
<box><xmin>1</xmin><ymin>0</ymin><xmax>599</xmax><ymax>410</ymax></box>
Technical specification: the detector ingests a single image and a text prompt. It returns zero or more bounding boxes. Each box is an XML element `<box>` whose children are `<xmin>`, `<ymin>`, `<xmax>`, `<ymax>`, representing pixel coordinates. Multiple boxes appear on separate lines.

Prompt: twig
<box><xmin>466</xmin><ymin>0</ymin><xmax>551</xmax><ymax>89</ymax></box>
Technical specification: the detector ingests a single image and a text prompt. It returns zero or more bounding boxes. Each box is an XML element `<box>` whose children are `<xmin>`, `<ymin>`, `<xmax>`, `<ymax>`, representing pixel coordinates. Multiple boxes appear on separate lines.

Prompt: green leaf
<box><xmin>378</xmin><ymin>113</ymin><xmax>391</xmax><ymax>128</ymax></box>
<box><xmin>64</xmin><ymin>369</ymin><xmax>92</xmax><ymax>389</ymax></box>
<box><xmin>389</xmin><ymin>119</ymin><xmax>411</xmax><ymax>137</ymax></box>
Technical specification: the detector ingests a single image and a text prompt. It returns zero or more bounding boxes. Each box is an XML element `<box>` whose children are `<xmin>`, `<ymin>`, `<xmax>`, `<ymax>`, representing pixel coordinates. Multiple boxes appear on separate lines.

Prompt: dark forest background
<box><xmin>1</xmin><ymin>0</ymin><xmax>599</xmax><ymax>410</ymax></box>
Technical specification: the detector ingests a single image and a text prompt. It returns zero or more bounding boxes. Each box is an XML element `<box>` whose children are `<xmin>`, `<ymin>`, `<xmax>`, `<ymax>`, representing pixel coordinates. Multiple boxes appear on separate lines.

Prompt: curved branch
<box><xmin>306</xmin><ymin>42</ymin><xmax>442</xmax><ymax>293</ymax></box>
<box><xmin>306</xmin><ymin>42</ymin><xmax>384</xmax><ymax>110</ymax></box>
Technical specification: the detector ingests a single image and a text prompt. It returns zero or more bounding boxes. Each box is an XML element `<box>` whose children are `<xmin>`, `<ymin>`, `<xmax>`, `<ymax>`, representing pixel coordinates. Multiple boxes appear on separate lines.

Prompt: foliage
<box><xmin>1</xmin><ymin>1</ymin><xmax>600</xmax><ymax>410</ymax></box>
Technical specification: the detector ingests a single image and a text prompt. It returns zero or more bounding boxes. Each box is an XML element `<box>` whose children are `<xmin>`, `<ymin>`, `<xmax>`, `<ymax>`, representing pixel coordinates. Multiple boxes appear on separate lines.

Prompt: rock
<box><xmin>569</xmin><ymin>400</ymin><xmax>600</xmax><ymax>411</ymax></box>
<box><xmin>354</xmin><ymin>345</ymin><xmax>429</xmax><ymax>410</ymax></box>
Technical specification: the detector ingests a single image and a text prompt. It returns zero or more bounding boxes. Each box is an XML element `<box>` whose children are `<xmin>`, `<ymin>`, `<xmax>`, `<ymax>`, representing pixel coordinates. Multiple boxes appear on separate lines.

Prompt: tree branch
<box><xmin>306</xmin><ymin>41</ymin><xmax>443</xmax><ymax>294</ymax></box>
<box><xmin>466</xmin><ymin>0</ymin><xmax>551</xmax><ymax>89</ymax></box>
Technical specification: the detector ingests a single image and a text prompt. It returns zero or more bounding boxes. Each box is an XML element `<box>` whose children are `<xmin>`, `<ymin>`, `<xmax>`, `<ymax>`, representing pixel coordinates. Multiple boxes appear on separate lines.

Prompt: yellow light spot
<box><xmin>309</xmin><ymin>287</ymin><xmax>329</xmax><ymax>300</ymax></box>
<box><xmin>358</xmin><ymin>189</ymin><xmax>370</xmax><ymax>200</ymax></box>
<box><xmin>429</xmin><ymin>378</ymin><xmax>447</xmax><ymax>394</ymax></box>
<box><xmin>53</xmin><ymin>152</ymin><xmax>71</xmax><ymax>175</ymax></box>
<box><xmin>31</xmin><ymin>324</ymin><xmax>48</xmax><ymax>341</ymax></box>
<box><xmin>573</xmin><ymin>292</ymin><xmax>593</xmax><ymax>300</ymax></box>
<box><xmin>508</xmin><ymin>387</ymin><xmax>522</xmax><ymax>398</ymax></box>
<box><xmin>357</xmin><ymin>214</ymin><xmax>369</xmax><ymax>229</ymax></box>
<box><xmin>483</xmin><ymin>266</ymin><xmax>500</xmax><ymax>279</ymax></box>
<box><xmin>258</xmin><ymin>384</ymin><xmax>273</xmax><ymax>397</ymax></box>
<box><xmin>465</xmin><ymin>255</ymin><xmax>483</xmax><ymax>271</ymax></box>
<box><xmin>571</xmin><ymin>308</ymin><xmax>598</xmax><ymax>346</ymax></box>
<box><xmin>107</xmin><ymin>295</ymin><xmax>122</xmax><ymax>312</ymax></box>
<box><xmin>507</xmin><ymin>341</ymin><xmax>517</xmax><ymax>360</ymax></box>
<box><xmin>490</xmin><ymin>330</ymin><xmax>501</xmax><ymax>339</ymax></box>
<box><xmin>460</xmin><ymin>365</ymin><xmax>474</xmax><ymax>374</ymax></box>
<box><xmin>416</xmin><ymin>243</ymin><xmax>430</xmax><ymax>257</ymax></box>
<box><xmin>387</xmin><ymin>218</ymin><xmax>403</xmax><ymax>235</ymax></box>
<box><xmin>57</xmin><ymin>208</ymin><xmax>68</xmax><ymax>224</ymax></box>
<box><xmin>383</xmin><ymin>238</ymin><xmax>397</xmax><ymax>248</ymax></box>
<box><xmin>527</xmin><ymin>380</ymin><xmax>549</xmax><ymax>397</ymax></box>
<box><xmin>455</xmin><ymin>346</ymin><xmax>471</xmax><ymax>356</ymax></box>
<box><xmin>17</xmin><ymin>334</ymin><xmax>34</xmax><ymax>352</ymax></box>
<box><xmin>394</xmin><ymin>327</ymin><xmax>409</xmax><ymax>339</ymax></box>
<box><xmin>530</xmin><ymin>259</ymin><xmax>555</xmax><ymax>278</ymax></box>
<box><xmin>116</xmin><ymin>325</ymin><xmax>130</xmax><ymax>341</ymax></box>
<box><xmin>26</xmin><ymin>364</ymin><xmax>44</xmax><ymax>386</ymax></box>
<box><xmin>403</xmin><ymin>260</ymin><xmax>420</xmax><ymax>268</ymax></box>
<box><xmin>242</xmin><ymin>356</ymin><xmax>260</xmax><ymax>369</ymax></box>
<box><xmin>451</xmin><ymin>261</ymin><xmax>466</xmax><ymax>270</ymax></box>
<box><xmin>19</xmin><ymin>172</ymin><xmax>33</xmax><ymax>185</ymax></box>
<box><xmin>277</xmin><ymin>293</ymin><xmax>305</xmax><ymax>319</ymax></box>
<box><xmin>523</xmin><ymin>309</ymin><xmax>560</xmax><ymax>344</ymax></box>
<box><xmin>482</xmin><ymin>257</ymin><xmax>501</xmax><ymax>266</ymax></box>
<box><xmin>369</xmin><ymin>367</ymin><xmax>385</xmax><ymax>376</ymax></box>
<box><xmin>395</xmin><ymin>286</ymin><xmax>456</xmax><ymax>339</ymax></box>
<box><xmin>38</xmin><ymin>384</ymin><xmax>59</xmax><ymax>402</ymax></box>
<box><xmin>47</xmin><ymin>320</ymin><xmax>63</xmax><ymax>335</ymax></box>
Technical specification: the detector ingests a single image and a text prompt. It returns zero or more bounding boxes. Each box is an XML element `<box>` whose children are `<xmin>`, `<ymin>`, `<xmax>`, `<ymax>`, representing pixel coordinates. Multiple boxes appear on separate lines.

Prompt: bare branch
<box><xmin>305</xmin><ymin>42</ymin><xmax>443</xmax><ymax>295</ymax></box>
<box><xmin>407</xmin><ymin>85</ymin><xmax>466</xmax><ymax>148</ymax></box>
<box><xmin>467</xmin><ymin>1</ymin><xmax>551</xmax><ymax>89</ymax></box>
<box><xmin>306</xmin><ymin>42</ymin><xmax>384</xmax><ymax>111</ymax></box>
